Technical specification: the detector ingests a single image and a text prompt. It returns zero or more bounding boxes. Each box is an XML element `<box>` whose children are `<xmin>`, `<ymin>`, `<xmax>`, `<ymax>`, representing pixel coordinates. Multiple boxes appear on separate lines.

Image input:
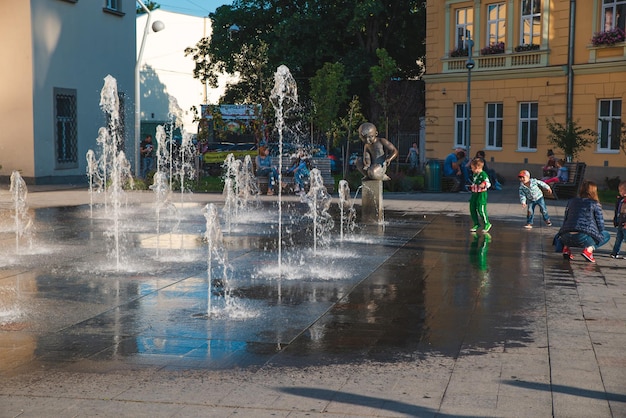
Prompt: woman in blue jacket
<box><xmin>556</xmin><ymin>180</ymin><xmax>610</xmax><ymax>262</ymax></box>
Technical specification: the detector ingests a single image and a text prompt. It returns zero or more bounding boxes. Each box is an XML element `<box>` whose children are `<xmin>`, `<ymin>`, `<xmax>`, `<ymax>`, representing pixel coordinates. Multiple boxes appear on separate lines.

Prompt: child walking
<box><xmin>518</xmin><ymin>170</ymin><xmax>553</xmax><ymax>229</ymax></box>
<box><xmin>610</xmin><ymin>180</ymin><xmax>626</xmax><ymax>259</ymax></box>
<box><xmin>469</xmin><ymin>158</ymin><xmax>492</xmax><ymax>233</ymax></box>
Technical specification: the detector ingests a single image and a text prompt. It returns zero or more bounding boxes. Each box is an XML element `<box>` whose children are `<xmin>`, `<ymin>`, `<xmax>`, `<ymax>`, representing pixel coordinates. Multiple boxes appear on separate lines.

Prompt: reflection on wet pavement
<box><xmin>0</xmin><ymin>201</ymin><xmax>554</xmax><ymax>375</ymax></box>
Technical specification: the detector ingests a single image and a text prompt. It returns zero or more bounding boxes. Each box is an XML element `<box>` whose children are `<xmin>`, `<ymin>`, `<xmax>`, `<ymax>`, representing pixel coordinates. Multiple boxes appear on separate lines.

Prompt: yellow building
<box><xmin>423</xmin><ymin>0</ymin><xmax>626</xmax><ymax>185</ymax></box>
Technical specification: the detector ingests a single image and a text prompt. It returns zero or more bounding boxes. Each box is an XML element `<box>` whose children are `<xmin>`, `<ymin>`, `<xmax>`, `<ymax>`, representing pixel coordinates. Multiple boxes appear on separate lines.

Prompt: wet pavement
<box><xmin>0</xmin><ymin>185</ymin><xmax>625</xmax><ymax>417</ymax></box>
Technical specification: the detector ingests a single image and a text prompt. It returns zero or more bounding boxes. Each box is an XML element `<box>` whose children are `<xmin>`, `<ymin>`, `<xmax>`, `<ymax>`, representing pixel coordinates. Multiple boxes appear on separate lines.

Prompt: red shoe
<box><xmin>562</xmin><ymin>246</ymin><xmax>573</xmax><ymax>260</ymax></box>
<box><xmin>581</xmin><ymin>248</ymin><xmax>595</xmax><ymax>263</ymax></box>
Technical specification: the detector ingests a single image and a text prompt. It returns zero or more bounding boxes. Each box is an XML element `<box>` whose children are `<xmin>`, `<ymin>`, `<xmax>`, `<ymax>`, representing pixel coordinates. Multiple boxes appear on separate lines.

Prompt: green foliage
<box><xmin>546</xmin><ymin>118</ymin><xmax>597</xmax><ymax>161</ymax></box>
<box><xmin>310</xmin><ymin>62</ymin><xmax>350</xmax><ymax>139</ymax></box>
<box><xmin>136</xmin><ymin>1</ymin><xmax>160</xmax><ymax>14</ymax></box>
<box><xmin>341</xmin><ymin>169</ymin><xmax>364</xmax><ymax>191</ymax></box>
<box><xmin>184</xmin><ymin>37</ymin><xmax>219</xmax><ymax>90</ymax></box>
<box><xmin>194</xmin><ymin>176</ymin><xmax>226</xmax><ymax>193</ymax></box>
<box><xmin>598</xmin><ymin>188</ymin><xmax>617</xmax><ymax>205</ymax></box>
<box><xmin>201</xmin><ymin>0</ymin><xmax>426</xmax><ymax>126</ymax></box>
<box><xmin>329</xmin><ymin>96</ymin><xmax>367</xmax><ymax>175</ymax></box>
<box><xmin>383</xmin><ymin>172</ymin><xmax>424</xmax><ymax>192</ymax></box>
<box><xmin>369</xmin><ymin>48</ymin><xmax>398</xmax><ymax>129</ymax></box>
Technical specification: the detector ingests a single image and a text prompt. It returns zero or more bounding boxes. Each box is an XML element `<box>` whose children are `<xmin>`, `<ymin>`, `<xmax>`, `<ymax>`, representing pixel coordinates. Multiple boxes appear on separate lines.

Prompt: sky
<box><xmin>157</xmin><ymin>0</ymin><xmax>232</xmax><ymax>17</ymax></box>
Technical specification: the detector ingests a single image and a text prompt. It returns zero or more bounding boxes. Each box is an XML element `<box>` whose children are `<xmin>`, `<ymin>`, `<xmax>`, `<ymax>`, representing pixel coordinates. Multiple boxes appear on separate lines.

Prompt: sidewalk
<box><xmin>0</xmin><ymin>185</ymin><xmax>624</xmax><ymax>417</ymax></box>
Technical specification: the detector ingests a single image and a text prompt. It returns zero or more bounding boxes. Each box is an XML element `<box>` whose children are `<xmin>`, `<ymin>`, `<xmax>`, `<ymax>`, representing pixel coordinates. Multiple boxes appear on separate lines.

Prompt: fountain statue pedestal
<box><xmin>361</xmin><ymin>180</ymin><xmax>383</xmax><ymax>223</ymax></box>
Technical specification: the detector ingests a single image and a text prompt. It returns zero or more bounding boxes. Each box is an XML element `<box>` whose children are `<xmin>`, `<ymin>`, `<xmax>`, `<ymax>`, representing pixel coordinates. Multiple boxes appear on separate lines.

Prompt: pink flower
<box><xmin>591</xmin><ymin>27</ymin><xmax>626</xmax><ymax>46</ymax></box>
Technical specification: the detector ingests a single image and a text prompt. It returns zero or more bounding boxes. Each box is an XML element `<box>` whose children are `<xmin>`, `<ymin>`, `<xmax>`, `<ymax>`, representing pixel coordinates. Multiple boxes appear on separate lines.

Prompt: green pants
<box><xmin>470</xmin><ymin>191</ymin><xmax>489</xmax><ymax>226</ymax></box>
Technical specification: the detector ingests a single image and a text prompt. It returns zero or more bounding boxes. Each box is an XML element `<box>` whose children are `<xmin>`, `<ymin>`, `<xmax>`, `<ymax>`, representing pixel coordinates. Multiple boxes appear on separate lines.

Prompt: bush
<box><xmin>605</xmin><ymin>176</ymin><xmax>621</xmax><ymax>191</ymax></box>
<box><xmin>384</xmin><ymin>172</ymin><xmax>424</xmax><ymax>192</ymax></box>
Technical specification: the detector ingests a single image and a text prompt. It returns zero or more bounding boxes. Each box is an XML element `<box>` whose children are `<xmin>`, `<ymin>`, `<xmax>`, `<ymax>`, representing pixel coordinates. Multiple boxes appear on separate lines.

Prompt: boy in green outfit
<box><xmin>469</xmin><ymin>158</ymin><xmax>492</xmax><ymax>233</ymax></box>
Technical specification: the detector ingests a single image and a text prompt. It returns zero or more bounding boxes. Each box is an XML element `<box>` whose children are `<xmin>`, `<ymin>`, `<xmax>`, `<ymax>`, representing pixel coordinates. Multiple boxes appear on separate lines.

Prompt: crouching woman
<box><xmin>555</xmin><ymin>180</ymin><xmax>610</xmax><ymax>263</ymax></box>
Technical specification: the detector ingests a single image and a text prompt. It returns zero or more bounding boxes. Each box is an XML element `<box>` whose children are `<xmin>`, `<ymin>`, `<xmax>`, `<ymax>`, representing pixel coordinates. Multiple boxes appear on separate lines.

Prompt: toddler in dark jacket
<box><xmin>610</xmin><ymin>181</ymin><xmax>626</xmax><ymax>259</ymax></box>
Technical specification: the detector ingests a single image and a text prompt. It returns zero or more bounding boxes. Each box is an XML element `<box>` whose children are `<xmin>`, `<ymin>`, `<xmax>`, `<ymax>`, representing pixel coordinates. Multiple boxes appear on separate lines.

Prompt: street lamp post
<box><xmin>135</xmin><ymin>0</ymin><xmax>165</xmax><ymax>176</ymax></box>
<box><xmin>465</xmin><ymin>37</ymin><xmax>475</xmax><ymax>161</ymax></box>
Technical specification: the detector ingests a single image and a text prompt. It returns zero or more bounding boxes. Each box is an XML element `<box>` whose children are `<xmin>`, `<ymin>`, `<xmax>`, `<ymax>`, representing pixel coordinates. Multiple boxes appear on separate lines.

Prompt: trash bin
<box><xmin>426</xmin><ymin>159</ymin><xmax>441</xmax><ymax>192</ymax></box>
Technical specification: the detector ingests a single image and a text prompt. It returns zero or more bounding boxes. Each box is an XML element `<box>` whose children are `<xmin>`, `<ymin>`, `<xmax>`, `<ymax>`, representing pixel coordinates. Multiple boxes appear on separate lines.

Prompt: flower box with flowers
<box><xmin>514</xmin><ymin>43</ymin><xmax>540</xmax><ymax>52</ymax></box>
<box><xmin>480</xmin><ymin>42</ymin><xmax>505</xmax><ymax>55</ymax></box>
<box><xmin>450</xmin><ymin>47</ymin><xmax>469</xmax><ymax>57</ymax></box>
<box><xmin>591</xmin><ymin>27</ymin><xmax>626</xmax><ymax>46</ymax></box>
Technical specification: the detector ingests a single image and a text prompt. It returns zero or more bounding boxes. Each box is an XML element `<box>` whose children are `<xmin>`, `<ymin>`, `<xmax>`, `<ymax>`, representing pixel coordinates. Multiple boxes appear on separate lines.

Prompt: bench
<box><xmin>552</xmin><ymin>162</ymin><xmax>586</xmax><ymax>199</ymax></box>
<box><xmin>256</xmin><ymin>156</ymin><xmax>335</xmax><ymax>194</ymax></box>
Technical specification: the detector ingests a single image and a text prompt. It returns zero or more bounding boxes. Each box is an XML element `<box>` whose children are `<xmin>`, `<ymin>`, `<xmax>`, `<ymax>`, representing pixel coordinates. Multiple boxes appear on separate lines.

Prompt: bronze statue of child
<box><xmin>356</xmin><ymin>122</ymin><xmax>399</xmax><ymax>181</ymax></box>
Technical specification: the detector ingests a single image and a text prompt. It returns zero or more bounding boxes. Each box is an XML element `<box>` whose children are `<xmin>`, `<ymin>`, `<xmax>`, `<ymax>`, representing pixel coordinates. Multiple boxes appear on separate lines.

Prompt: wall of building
<box><xmin>137</xmin><ymin>10</ymin><xmax>235</xmax><ymax>136</ymax></box>
<box><xmin>0</xmin><ymin>1</ymin><xmax>135</xmax><ymax>184</ymax></box>
<box><xmin>30</xmin><ymin>0</ymin><xmax>135</xmax><ymax>183</ymax></box>
<box><xmin>424</xmin><ymin>0</ymin><xmax>626</xmax><ymax>186</ymax></box>
<box><xmin>0</xmin><ymin>3</ymin><xmax>35</xmax><ymax>178</ymax></box>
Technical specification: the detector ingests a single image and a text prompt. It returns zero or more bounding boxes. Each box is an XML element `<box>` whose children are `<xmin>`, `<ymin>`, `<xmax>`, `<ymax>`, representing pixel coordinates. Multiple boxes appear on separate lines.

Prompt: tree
<box><xmin>310</xmin><ymin>62</ymin><xmax>350</xmax><ymax>149</ymax></box>
<box><xmin>192</xmin><ymin>0</ymin><xmax>426</xmax><ymax>133</ymax></box>
<box><xmin>136</xmin><ymin>0</ymin><xmax>160</xmax><ymax>14</ymax></box>
<box><xmin>184</xmin><ymin>37</ymin><xmax>218</xmax><ymax>95</ymax></box>
<box><xmin>546</xmin><ymin>118</ymin><xmax>598</xmax><ymax>161</ymax></box>
<box><xmin>369</xmin><ymin>48</ymin><xmax>398</xmax><ymax>132</ymax></box>
<box><xmin>328</xmin><ymin>96</ymin><xmax>367</xmax><ymax>177</ymax></box>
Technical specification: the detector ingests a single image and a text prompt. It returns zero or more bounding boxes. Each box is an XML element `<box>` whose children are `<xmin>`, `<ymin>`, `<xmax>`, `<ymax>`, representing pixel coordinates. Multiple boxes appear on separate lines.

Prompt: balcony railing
<box><xmin>443</xmin><ymin>49</ymin><xmax>548</xmax><ymax>72</ymax></box>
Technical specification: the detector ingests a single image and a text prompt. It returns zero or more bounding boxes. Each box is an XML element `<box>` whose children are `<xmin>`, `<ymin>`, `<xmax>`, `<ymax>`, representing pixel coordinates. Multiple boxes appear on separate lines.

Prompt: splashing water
<box><xmin>303</xmin><ymin>168</ymin><xmax>334</xmax><ymax>253</ymax></box>
<box><xmin>155</xmin><ymin>125</ymin><xmax>169</xmax><ymax>177</ymax></box>
<box><xmin>150</xmin><ymin>171</ymin><xmax>178</xmax><ymax>257</ymax></box>
<box><xmin>176</xmin><ymin>131</ymin><xmax>196</xmax><ymax>199</ymax></box>
<box><xmin>86</xmin><ymin>149</ymin><xmax>99</xmax><ymax>217</ymax></box>
<box><xmin>202</xmin><ymin>203</ymin><xmax>228</xmax><ymax>318</ymax></box>
<box><xmin>106</xmin><ymin>152</ymin><xmax>134</xmax><ymax>270</ymax></box>
<box><xmin>167</xmin><ymin>95</ymin><xmax>185</xmax><ymax>190</ymax></box>
<box><xmin>94</xmin><ymin>75</ymin><xmax>135</xmax><ymax>270</ymax></box>
<box><xmin>338</xmin><ymin>180</ymin><xmax>357</xmax><ymax>240</ymax></box>
<box><xmin>270</xmin><ymin>65</ymin><xmax>298</xmax><ymax>277</ymax></box>
<box><xmin>10</xmin><ymin>171</ymin><xmax>33</xmax><ymax>253</ymax></box>
<box><xmin>94</xmin><ymin>127</ymin><xmax>111</xmax><ymax>207</ymax></box>
<box><xmin>238</xmin><ymin>154</ymin><xmax>258</xmax><ymax>207</ymax></box>
<box><xmin>222</xmin><ymin>154</ymin><xmax>239</xmax><ymax>233</ymax></box>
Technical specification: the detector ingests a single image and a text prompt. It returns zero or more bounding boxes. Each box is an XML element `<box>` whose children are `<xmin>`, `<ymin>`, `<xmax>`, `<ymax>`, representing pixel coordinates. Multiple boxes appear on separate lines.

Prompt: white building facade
<box><xmin>0</xmin><ymin>0</ymin><xmax>135</xmax><ymax>184</ymax></box>
<box><xmin>136</xmin><ymin>10</ymin><xmax>233</xmax><ymax>139</ymax></box>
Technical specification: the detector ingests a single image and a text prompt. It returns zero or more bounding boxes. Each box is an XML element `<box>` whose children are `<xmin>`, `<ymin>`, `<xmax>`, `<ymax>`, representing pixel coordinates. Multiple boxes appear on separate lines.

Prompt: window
<box><xmin>486</xmin><ymin>103</ymin><xmax>503</xmax><ymax>148</ymax></box>
<box><xmin>520</xmin><ymin>0</ymin><xmax>541</xmax><ymax>45</ymax></box>
<box><xmin>598</xmin><ymin>99</ymin><xmax>622</xmax><ymax>151</ymax></box>
<box><xmin>518</xmin><ymin>102</ymin><xmax>538</xmax><ymax>150</ymax></box>
<box><xmin>455</xmin><ymin>8</ymin><xmax>474</xmax><ymax>48</ymax></box>
<box><xmin>105</xmin><ymin>0</ymin><xmax>120</xmax><ymax>10</ymax></box>
<box><xmin>54</xmin><ymin>89</ymin><xmax>78</xmax><ymax>167</ymax></box>
<box><xmin>455</xmin><ymin>103</ymin><xmax>469</xmax><ymax>148</ymax></box>
<box><xmin>487</xmin><ymin>3</ymin><xmax>506</xmax><ymax>46</ymax></box>
<box><xmin>603</xmin><ymin>0</ymin><xmax>626</xmax><ymax>31</ymax></box>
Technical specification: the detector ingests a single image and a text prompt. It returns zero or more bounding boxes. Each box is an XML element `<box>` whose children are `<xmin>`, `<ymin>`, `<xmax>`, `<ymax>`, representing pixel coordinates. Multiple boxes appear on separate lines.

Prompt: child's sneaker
<box><xmin>610</xmin><ymin>253</ymin><xmax>624</xmax><ymax>259</ymax></box>
<box><xmin>524</xmin><ymin>224</ymin><xmax>533</xmax><ymax>229</ymax></box>
<box><xmin>470</xmin><ymin>225</ymin><xmax>479</xmax><ymax>232</ymax></box>
<box><xmin>545</xmin><ymin>220</ymin><xmax>552</xmax><ymax>226</ymax></box>
<box><xmin>483</xmin><ymin>223</ymin><xmax>492</xmax><ymax>233</ymax></box>
<box><xmin>581</xmin><ymin>248</ymin><xmax>595</xmax><ymax>263</ymax></box>
<box><xmin>562</xmin><ymin>246</ymin><xmax>573</xmax><ymax>260</ymax></box>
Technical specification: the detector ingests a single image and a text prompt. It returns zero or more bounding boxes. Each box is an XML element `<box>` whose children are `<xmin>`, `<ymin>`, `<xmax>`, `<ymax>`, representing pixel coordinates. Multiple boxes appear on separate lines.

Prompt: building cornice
<box><xmin>422</xmin><ymin>65</ymin><xmax>565</xmax><ymax>83</ymax></box>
